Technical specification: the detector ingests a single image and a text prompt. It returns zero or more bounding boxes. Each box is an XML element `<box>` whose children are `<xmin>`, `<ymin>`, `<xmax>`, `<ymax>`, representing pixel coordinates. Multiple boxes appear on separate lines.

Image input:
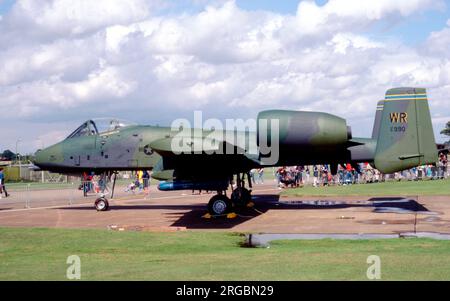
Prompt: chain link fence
<box><xmin>0</xmin><ymin>179</ymin><xmax>151</xmax><ymax>210</ymax></box>
<box><xmin>0</xmin><ymin>182</ymin><xmax>79</xmax><ymax>210</ymax></box>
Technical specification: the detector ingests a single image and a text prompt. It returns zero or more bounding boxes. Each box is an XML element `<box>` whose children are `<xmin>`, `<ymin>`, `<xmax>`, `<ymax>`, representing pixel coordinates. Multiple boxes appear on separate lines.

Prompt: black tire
<box><xmin>95</xmin><ymin>198</ymin><xmax>109</xmax><ymax>211</ymax></box>
<box><xmin>231</xmin><ymin>187</ymin><xmax>252</xmax><ymax>207</ymax></box>
<box><xmin>208</xmin><ymin>195</ymin><xmax>232</xmax><ymax>216</ymax></box>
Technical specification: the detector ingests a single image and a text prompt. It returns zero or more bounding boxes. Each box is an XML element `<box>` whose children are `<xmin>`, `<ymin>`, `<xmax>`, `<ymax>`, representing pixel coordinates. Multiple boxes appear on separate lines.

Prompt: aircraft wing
<box><xmin>149</xmin><ymin>136</ymin><xmax>224</xmax><ymax>155</ymax></box>
<box><xmin>148</xmin><ymin>136</ymin><xmax>259</xmax><ymax>181</ymax></box>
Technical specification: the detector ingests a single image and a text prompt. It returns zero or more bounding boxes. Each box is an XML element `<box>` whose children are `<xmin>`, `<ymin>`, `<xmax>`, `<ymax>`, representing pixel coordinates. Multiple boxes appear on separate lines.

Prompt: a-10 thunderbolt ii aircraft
<box><xmin>34</xmin><ymin>87</ymin><xmax>437</xmax><ymax>215</ymax></box>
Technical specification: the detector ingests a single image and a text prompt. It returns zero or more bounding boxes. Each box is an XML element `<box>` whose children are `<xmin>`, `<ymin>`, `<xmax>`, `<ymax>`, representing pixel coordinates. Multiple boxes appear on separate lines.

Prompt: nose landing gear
<box><xmin>93</xmin><ymin>171</ymin><xmax>116</xmax><ymax>212</ymax></box>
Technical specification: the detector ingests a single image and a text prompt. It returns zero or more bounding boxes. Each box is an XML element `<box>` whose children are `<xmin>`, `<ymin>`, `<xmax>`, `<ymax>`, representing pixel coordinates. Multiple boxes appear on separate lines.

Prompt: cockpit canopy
<box><xmin>66</xmin><ymin>118</ymin><xmax>137</xmax><ymax>139</ymax></box>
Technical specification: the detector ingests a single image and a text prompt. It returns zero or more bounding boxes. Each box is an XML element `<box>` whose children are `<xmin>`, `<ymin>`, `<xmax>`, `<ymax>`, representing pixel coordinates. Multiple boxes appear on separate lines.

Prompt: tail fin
<box><xmin>371</xmin><ymin>100</ymin><xmax>384</xmax><ymax>139</ymax></box>
<box><xmin>374</xmin><ymin>87</ymin><xmax>437</xmax><ymax>174</ymax></box>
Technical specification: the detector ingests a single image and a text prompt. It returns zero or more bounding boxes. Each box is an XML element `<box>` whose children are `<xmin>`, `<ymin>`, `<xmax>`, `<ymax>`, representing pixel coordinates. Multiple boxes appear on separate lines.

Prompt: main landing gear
<box><xmin>94</xmin><ymin>171</ymin><xmax>117</xmax><ymax>212</ymax></box>
<box><xmin>207</xmin><ymin>172</ymin><xmax>253</xmax><ymax>216</ymax></box>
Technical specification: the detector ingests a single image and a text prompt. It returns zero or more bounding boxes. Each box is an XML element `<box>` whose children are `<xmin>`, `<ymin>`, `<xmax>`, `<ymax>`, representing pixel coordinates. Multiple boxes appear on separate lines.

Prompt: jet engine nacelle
<box><xmin>257</xmin><ymin>110</ymin><xmax>351</xmax><ymax>150</ymax></box>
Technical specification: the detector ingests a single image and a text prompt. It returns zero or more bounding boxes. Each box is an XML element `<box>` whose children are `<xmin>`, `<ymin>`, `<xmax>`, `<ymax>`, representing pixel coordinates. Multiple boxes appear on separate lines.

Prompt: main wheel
<box><xmin>95</xmin><ymin>197</ymin><xmax>109</xmax><ymax>211</ymax></box>
<box><xmin>231</xmin><ymin>187</ymin><xmax>252</xmax><ymax>207</ymax></box>
<box><xmin>208</xmin><ymin>195</ymin><xmax>232</xmax><ymax>216</ymax></box>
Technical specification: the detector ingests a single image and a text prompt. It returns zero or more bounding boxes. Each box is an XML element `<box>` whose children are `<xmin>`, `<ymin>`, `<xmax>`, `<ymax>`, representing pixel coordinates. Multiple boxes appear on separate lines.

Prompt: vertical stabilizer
<box><xmin>372</xmin><ymin>100</ymin><xmax>384</xmax><ymax>139</ymax></box>
<box><xmin>374</xmin><ymin>87</ymin><xmax>437</xmax><ymax>173</ymax></box>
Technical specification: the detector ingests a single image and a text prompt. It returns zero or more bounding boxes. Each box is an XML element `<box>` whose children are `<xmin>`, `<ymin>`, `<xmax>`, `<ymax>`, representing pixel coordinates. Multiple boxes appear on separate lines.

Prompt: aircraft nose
<box><xmin>33</xmin><ymin>144</ymin><xmax>61</xmax><ymax>169</ymax></box>
<box><xmin>33</xmin><ymin>148</ymin><xmax>47</xmax><ymax>168</ymax></box>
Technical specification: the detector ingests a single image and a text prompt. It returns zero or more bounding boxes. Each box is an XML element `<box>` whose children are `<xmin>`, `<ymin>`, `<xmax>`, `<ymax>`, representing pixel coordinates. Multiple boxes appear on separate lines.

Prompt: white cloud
<box><xmin>295</xmin><ymin>0</ymin><xmax>443</xmax><ymax>35</ymax></box>
<box><xmin>328</xmin><ymin>33</ymin><xmax>385</xmax><ymax>54</ymax></box>
<box><xmin>0</xmin><ymin>0</ymin><xmax>449</xmax><ymax>153</ymax></box>
<box><xmin>8</xmin><ymin>0</ymin><xmax>150</xmax><ymax>35</ymax></box>
<box><xmin>1</xmin><ymin>66</ymin><xmax>136</xmax><ymax>116</ymax></box>
<box><xmin>425</xmin><ymin>19</ymin><xmax>450</xmax><ymax>56</ymax></box>
<box><xmin>36</xmin><ymin>130</ymin><xmax>71</xmax><ymax>149</ymax></box>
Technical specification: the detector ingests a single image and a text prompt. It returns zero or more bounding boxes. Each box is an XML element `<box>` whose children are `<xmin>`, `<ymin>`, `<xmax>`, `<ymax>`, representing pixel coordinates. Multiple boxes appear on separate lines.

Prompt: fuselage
<box><xmin>34</xmin><ymin>123</ymin><xmax>376</xmax><ymax>179</ymax></box>
<box><xmin>32</xmin><ymin>87</ymin><xmax>440</xmax><ymax>186</ymax></box>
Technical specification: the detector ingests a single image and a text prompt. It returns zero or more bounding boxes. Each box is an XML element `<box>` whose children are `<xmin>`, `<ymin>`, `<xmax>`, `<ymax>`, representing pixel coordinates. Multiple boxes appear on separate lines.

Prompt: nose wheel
<box><xmin>95</xmin><ymin>197</ymin><xmax>109</xmax><ymax>211</ymax></box>
<box><xmin>92</xmin><ymin>171</ymin><xmax>116</xmax><ymax>212</ymax></box>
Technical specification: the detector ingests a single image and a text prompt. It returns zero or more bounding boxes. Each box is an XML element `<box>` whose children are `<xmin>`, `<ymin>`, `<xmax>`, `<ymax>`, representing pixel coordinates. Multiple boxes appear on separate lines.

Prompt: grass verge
<box><xmin>281</xmin><ymin>178</ymin><xmax>450</xmax><ymax>197</ymax></box>
<box><xmin>1</xmin><ymin>227</ymin><xmax>449</xmax><ymax>280</ymax></box>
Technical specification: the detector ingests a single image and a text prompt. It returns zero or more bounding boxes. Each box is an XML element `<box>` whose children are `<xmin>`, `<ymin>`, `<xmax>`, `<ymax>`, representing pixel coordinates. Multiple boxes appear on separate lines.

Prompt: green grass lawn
<box><xmin>6</xmin><ymin>182</ymin><xmax>76</xmax><ymax>191</ymax></box>
<box><xmin>281</xmin><ymin>178</ymin><xmax>450</xmax><ymax>197</ymax></box>
<box><xmin>1</xmin><ymin>228</ymin><xmax>449</xmax><ymax>280</ymax></box>
<box><xmin>6</xmin><ymin>178</ymin><xmax>160</xmax><ymax>191</ymax></box>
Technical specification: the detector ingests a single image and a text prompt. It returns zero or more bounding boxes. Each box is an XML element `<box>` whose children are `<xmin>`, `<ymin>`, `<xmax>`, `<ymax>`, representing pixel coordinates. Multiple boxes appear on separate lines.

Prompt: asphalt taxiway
<box><xmin>0</xmin><ymin>183</ymin><xmax>449</xmax><ymax>234</ymax></box>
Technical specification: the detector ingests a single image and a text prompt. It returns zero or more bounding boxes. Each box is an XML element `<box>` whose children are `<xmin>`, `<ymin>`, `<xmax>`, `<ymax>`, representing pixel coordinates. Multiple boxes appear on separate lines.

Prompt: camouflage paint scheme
<box><xmin>34</xmin><ymin>87</ymin><xmax>437</xmax><ymax>185</ymax></box>
<box><xmin>374</xmin><ymin>87</ymin><xmax>437</xmax><ymax>173</ymax></box>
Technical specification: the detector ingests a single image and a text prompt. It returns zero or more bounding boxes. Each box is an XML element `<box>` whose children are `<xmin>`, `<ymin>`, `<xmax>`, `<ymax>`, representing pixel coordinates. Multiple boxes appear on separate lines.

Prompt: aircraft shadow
<box><xmin>171</xmin><ymin>195</ymin><xmax>431</xmax><ymax>229</ymax></box>
<box><xmin>54</xmin><ymin>194</ymin><xmax>431</xmax><ymax>230</ymax></box>
<box><xmin>58</xmin><ymin>204</ymin><xmax>206</xmax><ymax>210</ymax></box>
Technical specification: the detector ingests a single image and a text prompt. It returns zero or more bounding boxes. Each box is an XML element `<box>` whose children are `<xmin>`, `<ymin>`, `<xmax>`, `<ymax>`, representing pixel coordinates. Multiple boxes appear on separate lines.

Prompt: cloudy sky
<box><xmin>1</xmin><ymin>0</ymin><xmax>449</xmax><ymax>154</ymax></box>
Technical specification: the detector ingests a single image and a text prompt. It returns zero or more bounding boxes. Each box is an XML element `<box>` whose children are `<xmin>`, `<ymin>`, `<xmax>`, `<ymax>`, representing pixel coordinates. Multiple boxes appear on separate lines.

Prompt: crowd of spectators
<box><xmin>272</xmin><ymin>152</ymin><xmax>448</xmax><ymax>189</ymax></box>
<box><xmin>76</xmin><ymin>153</ymin><xmax>448</xmax><ymax>193</ymax></box>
